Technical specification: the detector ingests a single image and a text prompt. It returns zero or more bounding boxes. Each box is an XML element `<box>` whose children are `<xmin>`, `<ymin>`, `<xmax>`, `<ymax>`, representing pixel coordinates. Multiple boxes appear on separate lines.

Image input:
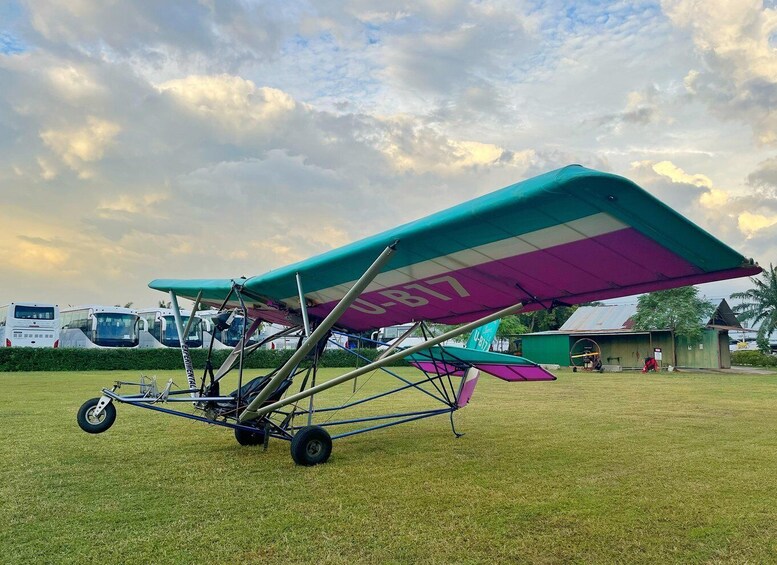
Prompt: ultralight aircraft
<box><xmin>77</xmin><ymin>166</ymin><xmax>761</xmax><ymax>465</ymax></box>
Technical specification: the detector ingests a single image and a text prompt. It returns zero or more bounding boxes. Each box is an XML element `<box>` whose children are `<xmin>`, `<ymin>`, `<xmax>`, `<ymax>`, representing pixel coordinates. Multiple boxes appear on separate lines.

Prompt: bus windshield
<box><xmin>15</xmin><ymin>305</ymin><xmax>56</xmax><ymax>320</ymax></box>
<box><xmin>221</xmin><ymin>317</ymin><xmax>258</xmax><ymax>346</ymax></box>
<box><xmin>94</xmin><ymin>313</ymin><xmax>139</xmax><ymax>347</ymax></box>
<box><xmin>163</xmin><ymin>316</ymin><xmax>203</xmax><ymax>347</ymax></box>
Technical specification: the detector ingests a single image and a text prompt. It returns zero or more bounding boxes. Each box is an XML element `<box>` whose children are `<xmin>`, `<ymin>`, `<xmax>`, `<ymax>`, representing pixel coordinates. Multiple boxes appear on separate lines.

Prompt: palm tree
<box><xmin>731</xmin><ymin>264</ymin><xmax>777</xmax><ymax>352</ymax></box>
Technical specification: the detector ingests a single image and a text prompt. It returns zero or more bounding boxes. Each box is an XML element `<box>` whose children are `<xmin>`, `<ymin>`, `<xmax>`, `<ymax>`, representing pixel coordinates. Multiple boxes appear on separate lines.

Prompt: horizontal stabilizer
<box><xmin>407</xmin><ymin>345</ymin><xmax>556</xmax><ymax>382</ymax></box>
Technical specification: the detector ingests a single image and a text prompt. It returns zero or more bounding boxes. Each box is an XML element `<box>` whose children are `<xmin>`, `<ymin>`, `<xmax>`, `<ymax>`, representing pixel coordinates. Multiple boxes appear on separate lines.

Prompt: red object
<box><xmin>642</xmin><ymin>357</ymin><xmax>658</xmax><ymax>373</ymax></box>
<box><xmin>53</xmin><ymin>340</ymin><xmax>59</xmax><ymax>349</ymax></box>
<box><xmin>5</xmin><ymin>339</ymin><xmax>11</xmax><ymax>347</ymax></box>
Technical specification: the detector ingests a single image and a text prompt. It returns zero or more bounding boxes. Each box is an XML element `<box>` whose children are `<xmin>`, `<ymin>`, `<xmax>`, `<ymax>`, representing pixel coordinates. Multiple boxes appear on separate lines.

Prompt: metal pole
<box><xmin>213</xmin><ymin>323</ymin><xmax>296</xmax><ymax>381</ymax></box>
<box><xmin>181</xmin><ymin>291</ymin><xmax>202</xmax><ymax>341</ymax></box>
<box><xmin>169</xmin><ymin>292</ymin><xmax>197</xmax><ymax>396</ymax></box>
<box><xmin>242</xmin><ymin>302</ymin><xmax>524</xmax><ymax>421</ymax></box>
<box><xmin>297</xmin><ymin>271</ymin><xmax>316</xmax><ymax>422</ymax></box>
<box><xmin>239</xmin><ymin>242</ymin><xmax>398</xmax><ymax>420</ymax></box>
<box><xmin>296</xmin><ymin>272</ymin><xmax>312</xmax><ymax>337</ymax></box>
<box><xmin>376</xmin><ymin>321</ymin><xmax>421</xmax><ymax>361</ymax></box>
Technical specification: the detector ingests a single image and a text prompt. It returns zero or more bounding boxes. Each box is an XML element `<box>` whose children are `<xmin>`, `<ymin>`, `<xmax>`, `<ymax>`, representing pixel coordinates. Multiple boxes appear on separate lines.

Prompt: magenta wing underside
<box><xmin>299</xmin><ymin>227</ymin><xmax>758</xmax><ymax>332</ymax></box>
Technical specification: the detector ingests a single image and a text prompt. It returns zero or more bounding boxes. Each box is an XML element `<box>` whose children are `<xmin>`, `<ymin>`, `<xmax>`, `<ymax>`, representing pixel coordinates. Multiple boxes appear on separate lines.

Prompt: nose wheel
<box><xmin>77</xmin><ymin>397</ymin><xmax>117</xmax><ymax>434</ymax></box>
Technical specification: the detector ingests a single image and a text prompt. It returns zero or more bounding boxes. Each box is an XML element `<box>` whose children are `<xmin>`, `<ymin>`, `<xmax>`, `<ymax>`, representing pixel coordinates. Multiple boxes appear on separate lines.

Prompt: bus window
<box><xmin>14</xmin><ymin>305</ymin><xmax>56</xmax><ymax>320</ymax></box>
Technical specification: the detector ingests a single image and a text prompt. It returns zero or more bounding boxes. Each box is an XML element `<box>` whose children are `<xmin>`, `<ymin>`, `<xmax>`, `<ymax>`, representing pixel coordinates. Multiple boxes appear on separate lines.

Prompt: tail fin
<box><xmin>465</xmin><ymin>320</ymin><xmax>501</xmax><ymax>351</ymax></box>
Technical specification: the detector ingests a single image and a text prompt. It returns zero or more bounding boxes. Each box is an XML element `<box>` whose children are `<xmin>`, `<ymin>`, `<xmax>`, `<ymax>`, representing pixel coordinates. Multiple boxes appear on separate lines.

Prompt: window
<box><xmin>93</xmin><ymin>313</ymin><xmax>139</xmax><ymax>345</ymax></box>
<box><xmin>14</xmin><ymin>305</ymin><xmax>55</xmax><ymax>320</ymax></box>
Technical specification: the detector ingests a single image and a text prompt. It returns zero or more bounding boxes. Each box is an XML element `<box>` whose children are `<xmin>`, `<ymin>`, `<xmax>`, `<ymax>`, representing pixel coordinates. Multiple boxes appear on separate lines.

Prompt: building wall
<box><xmin>522</xmin><ymin>334</ymin><xmax>571</xmax><ymax>366</ymax></box>
<box><xmin>719</xmin><ymin>332</ymin><xmax>731</xmax><ymax>368</ymax></box>
<box><xmin>675</xmin><ymin>329</ymin><xmax>727</xmax><ymax>369</ymax></box>
<box><xmin>521</xmin><ymin>329</ymin><xmax>730</xmax><ymax>369</ymax></box>
<box><xmin>587</xmin><ymin>334</ymin><xmax>651</xmax><ymax>369</ymax></box>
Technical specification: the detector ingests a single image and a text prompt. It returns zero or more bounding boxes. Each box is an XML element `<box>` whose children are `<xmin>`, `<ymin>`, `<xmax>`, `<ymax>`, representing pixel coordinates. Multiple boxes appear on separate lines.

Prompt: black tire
<box><xmin>235</xmin><ymin>426</ymin><xmax>265</xmax><ymax>446</ymax></box>
<box><xmin>77</xmin><ymin>398</ymin><xmax>116</xmax><ymax>434</ymax></box>
<box><xmin>290</xmin><ymin>426</ymin><xmax>332</xmax><ymax>466</ymax></box>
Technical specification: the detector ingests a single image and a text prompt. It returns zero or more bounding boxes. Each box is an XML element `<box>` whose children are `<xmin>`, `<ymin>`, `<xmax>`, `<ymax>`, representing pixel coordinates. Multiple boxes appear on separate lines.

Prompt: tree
<box><xmin>731</xmin><ymin>264</ymin><xmax>777</xmax><ymax>353</ymax></box>
<box><xmin>632</xmin><ymin>286</ymin><xmax>714</xmax><ymax>366</ymax></box>
<box><xmin>516</xmin><ymin>305</ymin><xmax>579</xmax><ymax>333</ymax></box>
<box><xmin>496</xmin><ymin>315</ymin><xmax>529</xmax><ymax>339</ymax></box>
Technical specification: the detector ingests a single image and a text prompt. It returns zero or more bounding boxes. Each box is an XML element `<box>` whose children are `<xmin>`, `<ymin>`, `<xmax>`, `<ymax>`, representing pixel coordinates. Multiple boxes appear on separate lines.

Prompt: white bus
<box><xmin>59</xmin><ymin>306</ymin><xmax>140</xmax><ymax>348</ymax></box>
<box><xmin>0</xmin><ymin>302</ymin><xmax>60</xmax><ymax>348</ymax></box>
<box><xmin>197</xmin><ymin>310</ymin><xmax>261</xmax><ymax>349</ymax></box>
<box><xmin>137</xmin><ymin>308</ymin><xmax>204</xmax><ymax>349</ymax></box>
<box><xmin>371</xmin><ymin>324</ymin><xmax>461</xmax><ymax>350</ymax></box>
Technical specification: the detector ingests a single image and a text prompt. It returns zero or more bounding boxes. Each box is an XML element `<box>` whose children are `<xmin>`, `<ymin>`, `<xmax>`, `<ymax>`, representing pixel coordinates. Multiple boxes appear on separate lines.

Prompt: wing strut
<box><xmin>241</xmin><ymin>300</ymin><xmax>524</xmax><ymax>421</ymax></box>
<box><xmin>239</xmin><ymin>241</ymin><xmax>399</xmax><ymax>420</ymax></box>
<box><xmin>376</xmin><ymin>321</ymin><xmax>421</xmax><ymax>361</ymax></box>
<box><xmin>295</xmin><ymin>272</ymin><xmax>312</xmax><ymax>337</ymax></box>
<box><xmin>169</xmin><ymin>290</ymin><xmax>202</xmax><ymax>397</ymax></box>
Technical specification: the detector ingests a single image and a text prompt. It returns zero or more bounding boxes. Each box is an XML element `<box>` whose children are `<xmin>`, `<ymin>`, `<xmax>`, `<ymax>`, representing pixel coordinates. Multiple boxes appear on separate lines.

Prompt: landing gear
<box><xmin>77</xmin><ymin>397</ymin><xmax>116</xmax><ymax>434</ymax></box>
<box><xmin>290</xmin><ymin>426</ymin><xmax>332</xmax><ymax>466</ymax></box>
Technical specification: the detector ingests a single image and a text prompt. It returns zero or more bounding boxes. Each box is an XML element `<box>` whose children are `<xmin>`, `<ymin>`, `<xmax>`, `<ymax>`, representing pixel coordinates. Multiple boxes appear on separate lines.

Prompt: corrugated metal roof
<box><xmin>559</xmin><ymin>304</ymin><xmax>638</xmax><ymax>332</ymax></box>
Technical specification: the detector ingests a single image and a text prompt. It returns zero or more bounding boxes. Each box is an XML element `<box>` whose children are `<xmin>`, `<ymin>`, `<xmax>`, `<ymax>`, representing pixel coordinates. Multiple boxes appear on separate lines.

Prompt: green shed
<box><xmin>518</xmin><ymin>300</ymin><xmax>741</xmax><ymax>370</ymax></box>
<box><xmin>521</xmin><ymin>332</ymin><xmax>572</xmax><ymax>366</ymax></box>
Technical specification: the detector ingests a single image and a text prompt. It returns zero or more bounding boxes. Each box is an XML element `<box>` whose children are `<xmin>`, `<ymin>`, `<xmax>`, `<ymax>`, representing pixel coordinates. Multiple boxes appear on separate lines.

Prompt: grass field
<box><xmin>3</xmin><ymin>366</ymin><xmax>777</xmax><ymax>564</ymax></box>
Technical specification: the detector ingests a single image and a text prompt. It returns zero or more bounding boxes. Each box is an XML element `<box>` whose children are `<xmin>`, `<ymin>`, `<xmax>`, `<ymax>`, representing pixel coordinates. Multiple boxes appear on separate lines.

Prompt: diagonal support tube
<box><xmin>376</xmin><ymin>321</ymin><xmax>421</xmax><ymax>361</ymax></box>
<box><xmin>296</xmin><ymin>272</ymin><xmax>312</xmax><ymax>337</ymax></box>
<box><xmin>240</xmin><ymin>301</ymin><xmax>524</xmax><ymax>421</ymax></box>
<box><xmin>170</xmin><ymin>291</ymin><xmax>201</xmax><ymax>396</ymax></box>
<box><xmin>238</xmin><ymin>242</ymin><xmax>398</xmax><ymax>421</ymax></box>
<box><xmin>212</xmin><ymin>317</ymin><xmax>275</xmax><ymax>381</ymax></box>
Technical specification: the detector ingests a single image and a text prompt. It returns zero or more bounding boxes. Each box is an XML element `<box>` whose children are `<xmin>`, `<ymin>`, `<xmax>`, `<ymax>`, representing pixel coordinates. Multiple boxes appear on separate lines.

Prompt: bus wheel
<box><xmin>290</xmin><ymin>426</ymin><xmax>332</xmax><ymax>466</ymax></box>
<box><xmin>77</xmin><ymin>398</ymin><xmax>116</xmax><ymax>434</ymax></box>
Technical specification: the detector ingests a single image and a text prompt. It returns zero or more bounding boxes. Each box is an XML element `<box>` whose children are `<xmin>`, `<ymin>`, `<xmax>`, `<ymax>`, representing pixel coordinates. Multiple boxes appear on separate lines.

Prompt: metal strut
<box><xmin>449</xmin><ymin>410</ymin><xmax>464</xmax><ymax>438</ymax></box>
<box><xmin>239</xmin><ymin>241</ymin><xmax>399</xmax><ymax>422</ymax></box>
<box><xmin>169</xmin><ymin>290</ymin><xmax>202</xmax><ymax>397</ymax></box>
<box><xmin>246</xmin><ymin>301</ymin><xmax>525</xmax><ymax>420</ymax></box>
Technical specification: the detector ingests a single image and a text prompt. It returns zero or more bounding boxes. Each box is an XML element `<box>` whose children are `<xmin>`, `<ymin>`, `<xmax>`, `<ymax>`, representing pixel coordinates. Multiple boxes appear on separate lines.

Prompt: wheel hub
<box><xmin>306</xmin><ymin>440</ymin><xmax>322</xmax><ymax>457</ymax></box>
<box><xmin>87</xmin><ymin>408</ymin><xmax>106</xmax><ymax>424</ymax></box>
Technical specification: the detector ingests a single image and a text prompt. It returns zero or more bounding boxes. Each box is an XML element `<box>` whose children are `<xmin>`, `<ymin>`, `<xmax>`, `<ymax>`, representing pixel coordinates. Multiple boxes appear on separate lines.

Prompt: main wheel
<box><xmin>77</xmin><ymin>398</ymin><xmax>116</xmax><ymax>434</ymax></box>
<box><xmin>235</xmin><ymin>426</ymin><xmax>265</xmax><ymax>446</ymax></box>
<box><xmin>290</xmin><ymin>426</ymin><xmax>332</xmax><ymax>466</ymax></box>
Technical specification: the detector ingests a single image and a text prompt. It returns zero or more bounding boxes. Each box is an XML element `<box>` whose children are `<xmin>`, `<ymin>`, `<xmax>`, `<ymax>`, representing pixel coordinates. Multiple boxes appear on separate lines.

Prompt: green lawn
<box><xmin>2</xmin><ymin>367</ymin><xmax>777</xmax><ymax>564</ymax></box>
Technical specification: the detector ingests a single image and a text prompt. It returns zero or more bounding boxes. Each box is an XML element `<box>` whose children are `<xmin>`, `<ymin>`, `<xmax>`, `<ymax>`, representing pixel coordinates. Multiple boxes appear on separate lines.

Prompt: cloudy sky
<box><xmin>1</xmin><ymin>0</ymin><xmax>776</xmax><ymax>309</ymax></box>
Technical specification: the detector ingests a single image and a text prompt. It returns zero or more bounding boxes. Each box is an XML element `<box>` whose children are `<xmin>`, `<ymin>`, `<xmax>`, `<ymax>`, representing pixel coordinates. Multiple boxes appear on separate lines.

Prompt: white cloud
<box><xmin>47</xmin><ymin>65</ymin><xmax>104</xmax><ymax>101</ymax></box>
<box><xmin>738</xmin><ymin>211</ymin><xmax>777</xmax><ymax>239</ymax></box>
<box><xmin>664</xmin><ymin>0</ymin><xmax>777</xmax><ymax>145</ymax></box>
<box><xmin>0</xmin><ymin>0</ymin><xmax>774</xmax><ymax>307</ymax></box>
<box><xmin>40</xmin><ymin>116</ymin><xmax>121</xmax><ymax>177</ymax></box>
<box><xmin>157</xmin><ymin>75</ymin><xmax>296</xmax><ymax>130</ymax></box>
<box><xmin>651</xmin><ymin>160</ymin><xmax>713</xmax><ymax>188</ymax></box>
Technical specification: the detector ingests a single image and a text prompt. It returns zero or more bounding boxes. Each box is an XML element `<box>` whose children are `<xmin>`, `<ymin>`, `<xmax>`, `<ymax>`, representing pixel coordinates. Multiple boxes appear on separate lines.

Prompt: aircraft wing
<box><xmin>150</xmin><ymin>165</ymin><xmax>761</xmax><ymax>331</ymax></box>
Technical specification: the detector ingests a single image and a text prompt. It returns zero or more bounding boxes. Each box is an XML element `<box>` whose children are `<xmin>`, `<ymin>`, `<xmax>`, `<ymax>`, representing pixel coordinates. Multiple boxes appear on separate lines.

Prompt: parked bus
<box><xmin>372</xmin><ymin>324</ymin><xmax>426</xmax><ymax>350</ymax></box>
<box><xmin>197</xmin><ymin>310</ymin><xmax>262</xmax><ymax>349</ymax></box>
<box><xmin>59</xmin><ymin>306</ymin><xmax>140</xmax><ymax>348</ymax></box>
<box><xmin>0</xmin><ymin>302</ymin><xmax>60</xmax><ymax>348</ymax></box>
<box><xmin>137</xmin><ymin>308</ymin><xmax>204</xmax><ymax>348</ymax></box>
<box><xmin>371</xmin><ymin>324</ymin><xmax>462</xmax><ymax>350</ymax></box>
